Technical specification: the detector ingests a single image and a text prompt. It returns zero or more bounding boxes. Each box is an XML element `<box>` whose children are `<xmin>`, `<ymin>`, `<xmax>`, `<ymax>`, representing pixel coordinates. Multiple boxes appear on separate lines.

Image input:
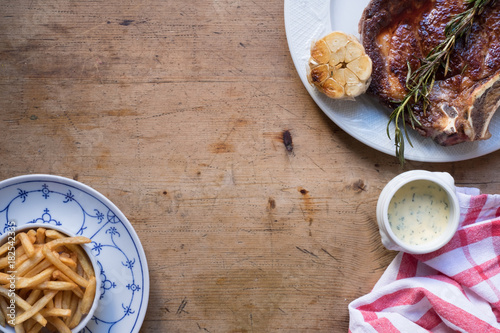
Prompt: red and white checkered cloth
<box><xmin>349</xmin><ymin>187</ymin><xmax>500</xmax><ymax>332</ymax></box>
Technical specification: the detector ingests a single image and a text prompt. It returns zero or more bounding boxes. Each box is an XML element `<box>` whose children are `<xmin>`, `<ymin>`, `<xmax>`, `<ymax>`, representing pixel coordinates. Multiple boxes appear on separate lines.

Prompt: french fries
<box><xmin>0</xmin><ymin>227</ymin><xmax>97</xmax><ymax>332</ymax></box>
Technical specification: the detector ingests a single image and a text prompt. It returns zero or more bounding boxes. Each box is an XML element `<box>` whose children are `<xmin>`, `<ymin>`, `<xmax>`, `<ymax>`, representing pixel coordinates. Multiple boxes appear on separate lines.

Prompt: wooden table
<box><xmin>2</xmin><ymin>1</ymin><xmax>500</xmax><ymax>332</ymax></box>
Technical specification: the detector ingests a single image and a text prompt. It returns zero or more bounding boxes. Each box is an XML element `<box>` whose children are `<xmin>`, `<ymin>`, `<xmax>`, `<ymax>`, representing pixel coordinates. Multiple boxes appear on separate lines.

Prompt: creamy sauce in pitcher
<box><xmin>388</xmin><ymin>180</ymin><xmax>450</xmax><ymax>246</ymax></box>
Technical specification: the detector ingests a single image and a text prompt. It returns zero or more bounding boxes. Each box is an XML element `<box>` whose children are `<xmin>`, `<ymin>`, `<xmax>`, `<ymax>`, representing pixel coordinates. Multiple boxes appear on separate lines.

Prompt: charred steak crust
<box><xmin>359</xmin><ymin>0</ymin><xmax>430</xmax><ymax>102</ymax></box>
<box><xmin>359</xmin><ymin>0</ymin><xmax>500</xmax><ymax>146</ymax></box>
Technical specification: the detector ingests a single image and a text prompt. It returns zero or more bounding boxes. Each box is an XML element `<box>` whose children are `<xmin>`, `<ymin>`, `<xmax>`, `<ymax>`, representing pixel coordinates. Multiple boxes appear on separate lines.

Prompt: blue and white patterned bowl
<box><xmin>0</xmin><ymin>174</ymin><xmax>149</xmax><ymax>333</ymax></box>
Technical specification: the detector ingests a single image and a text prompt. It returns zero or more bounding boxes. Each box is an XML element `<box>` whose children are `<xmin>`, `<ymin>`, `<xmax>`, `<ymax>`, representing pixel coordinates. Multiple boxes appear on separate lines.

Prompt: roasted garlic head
<box><xmin>308</xmin><ymin>31</ymin><xmax>372</xmax><ymax>99</ymax></box>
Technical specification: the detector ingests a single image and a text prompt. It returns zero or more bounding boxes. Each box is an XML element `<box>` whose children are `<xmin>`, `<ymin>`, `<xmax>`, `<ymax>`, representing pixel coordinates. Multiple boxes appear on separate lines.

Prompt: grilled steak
<box><xmin>359</xmin><ymin>0</ymin><xmax>500</xmax><ymax>146</ymax></box>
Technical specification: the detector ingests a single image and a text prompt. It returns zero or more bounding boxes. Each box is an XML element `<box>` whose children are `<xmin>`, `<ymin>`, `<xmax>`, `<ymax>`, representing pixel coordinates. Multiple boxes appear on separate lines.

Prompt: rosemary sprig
<box><xmin>387</xmin><ymin>0</ymin><xmax>495</xmax><ymax>166</ymax></box>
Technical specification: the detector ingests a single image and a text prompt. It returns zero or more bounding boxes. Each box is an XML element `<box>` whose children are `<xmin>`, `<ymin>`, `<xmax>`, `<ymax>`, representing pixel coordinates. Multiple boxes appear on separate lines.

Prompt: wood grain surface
<box><xmin>2</xmin><ymin>1</ymin><xmax>500</xmax><ymax>332</ymax></box>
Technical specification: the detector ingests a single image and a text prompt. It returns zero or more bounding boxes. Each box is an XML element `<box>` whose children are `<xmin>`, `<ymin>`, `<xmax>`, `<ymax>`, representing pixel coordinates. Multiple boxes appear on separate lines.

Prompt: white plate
<box><xmin>284</xmin><ymin>0</ymin><xmax>500</xmax><ymax>162</ymax></box>
<box><xmin>0</xmin><ymin>175</ymin><xmax>149</xmax><ymax>333</ymax></box>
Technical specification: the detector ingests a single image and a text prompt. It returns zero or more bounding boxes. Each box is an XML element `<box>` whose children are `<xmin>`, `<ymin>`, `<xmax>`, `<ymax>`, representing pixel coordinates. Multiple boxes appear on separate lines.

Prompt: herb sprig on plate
<box><xmin>388</xmin><ymin>0</ymin><xmax>495</xmax><ymax>166</ymax></box>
